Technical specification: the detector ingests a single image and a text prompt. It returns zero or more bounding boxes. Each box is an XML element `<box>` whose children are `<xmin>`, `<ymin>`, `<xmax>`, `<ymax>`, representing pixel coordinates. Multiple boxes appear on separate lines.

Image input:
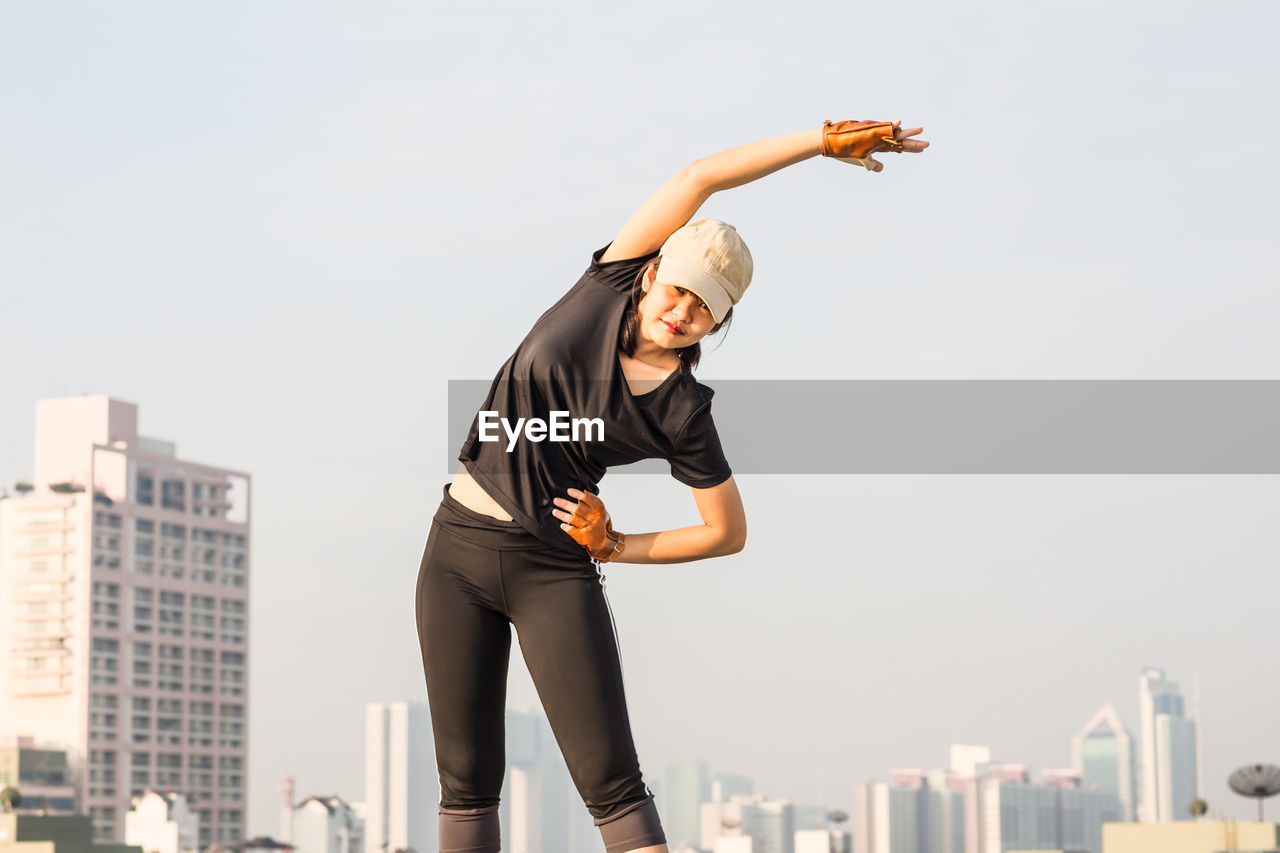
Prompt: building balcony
<box><xmin>10</xmin><ymin>588</ymin><xmax>74</xmax><ymax>603</ymax></box>
<box><xmin>10</xmin><ymin>645</ymin><xmax>71</xmax><ymax>659</ymax></box>
<box><xmin>14</xmin><ymin>522</ymin><xmax>76</xmax><ymax>533</ymax></box>
<box><xmin>14</xmin><ymin>545</ymin><xmax>75</xmax><ymax>557</ymax></box>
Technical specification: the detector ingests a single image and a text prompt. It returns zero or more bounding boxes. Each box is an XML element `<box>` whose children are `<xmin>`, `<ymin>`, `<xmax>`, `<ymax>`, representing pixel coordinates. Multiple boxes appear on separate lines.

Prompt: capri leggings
<box><xmin>416</xmin><ymin>483</ymin><xmax>666</xmax><ymax>853</ymax></box>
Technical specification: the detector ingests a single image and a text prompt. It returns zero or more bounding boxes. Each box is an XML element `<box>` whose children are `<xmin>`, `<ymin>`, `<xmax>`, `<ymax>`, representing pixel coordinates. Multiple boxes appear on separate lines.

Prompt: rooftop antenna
<box><xmin>1227</xmin><ymin>764</ymin><xmax>1280</xmax><ymax>822</ymax></box>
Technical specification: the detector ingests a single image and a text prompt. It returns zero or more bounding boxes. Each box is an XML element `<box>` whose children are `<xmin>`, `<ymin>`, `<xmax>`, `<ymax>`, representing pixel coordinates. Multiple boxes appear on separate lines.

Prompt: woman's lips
<box><xmin>661</xmin><ymin>320</ymin><xmax>683</xmax><ymax>335</ymax></box>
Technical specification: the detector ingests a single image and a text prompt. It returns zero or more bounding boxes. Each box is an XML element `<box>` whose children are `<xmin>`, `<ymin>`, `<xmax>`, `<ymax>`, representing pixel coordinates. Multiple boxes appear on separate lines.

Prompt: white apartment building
<box><xmin>292</xmin><ymin>795</ymin><xmax>363</xmax><ymax>853</ymax></box>
<box><xmin>796</xmin><ymin>828</ymin><xmax>851</xmax><ymax>853</ymax></box>
<box><xmin>124</xmin><ymin>789</ymin><xmax>199</xmax><ymax>853</ymax></box>
<box><xmin>362</xmin><ymin>702</ymin><xmax>436</xmax><ymax>853</ymax></box>
<box><xmin>0</xmin><ymin>396</ymin><xmax>251</xmax><ymax>846</ymax></box>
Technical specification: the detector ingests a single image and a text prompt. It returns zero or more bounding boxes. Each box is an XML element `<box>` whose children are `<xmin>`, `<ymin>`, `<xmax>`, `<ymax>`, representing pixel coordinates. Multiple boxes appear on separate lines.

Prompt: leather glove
<box><xmin>821</xmin><ymin>119</ymin><xmax>905</xmax><ymax>170</ymax></box>
<box><xmin>555</xmin><ymin>489</ymin><xmax>625</xmax><ymax>562</ymax></box>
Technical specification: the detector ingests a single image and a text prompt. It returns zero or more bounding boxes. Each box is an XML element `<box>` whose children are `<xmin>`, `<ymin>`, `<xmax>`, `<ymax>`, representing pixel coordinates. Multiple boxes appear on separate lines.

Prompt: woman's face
<box><xmin>636</xmin><ymin>267</ymin><xmax>716</xmax><ymax>352</ymax></box>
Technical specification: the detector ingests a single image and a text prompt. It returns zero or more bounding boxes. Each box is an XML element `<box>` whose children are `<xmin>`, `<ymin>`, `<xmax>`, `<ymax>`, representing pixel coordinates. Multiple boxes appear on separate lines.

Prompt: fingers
<box><xmin>552</xmin><ymin>507</ymin><xmax>587</xmax><ymax>528</ymax></box>
<box><xmin>569</xmin><ymin>489</ymin><xmax>603</xmax><ymax>509</ymax></box>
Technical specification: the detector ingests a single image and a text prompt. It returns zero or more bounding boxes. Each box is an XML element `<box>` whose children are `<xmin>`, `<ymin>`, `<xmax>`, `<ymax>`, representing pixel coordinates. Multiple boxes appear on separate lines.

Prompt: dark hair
<box><xmin>618</xmin><ymin>257</ymin><xmax>734</xmax><ymax>373</ymax></box>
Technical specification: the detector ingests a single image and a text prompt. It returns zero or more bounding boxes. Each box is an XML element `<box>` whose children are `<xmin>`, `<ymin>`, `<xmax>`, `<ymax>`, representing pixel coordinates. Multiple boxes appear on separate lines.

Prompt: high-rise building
<box><xmin>738</xmin><ymin>797</ymin><xmax>794</xmax><ymax>853</ymax></box>
<box><xmin>1137</xmin><ymin>667</ymin><xmax>1201</xmax><ymax>822</ymax></box>
<box><xmin>1048</xmin><ymin>772</ymin><xmax>1124</xmax><ymax>853</ymax></box>
<box><xmin>363</xmin><ymin>702</ymin><xmax>436</xmax><ymax>853</ymax></box>
<box><xmin>662</xmin><ymin>761</ymin><xmax>709</xmax><ymax>850</ymax></box>
<box><xmin>0</xmin><ymin>396</ymin><xmax>251</xmax><ymax>846</ymax></box>
<box><xmin>1071</xmin><ymin>702</ymin><xmax>1136</xmax><ymax>820</ymax></box>
<box><xmin>702</xmin><ymin>794</ymin><xmax>792</xmax><ymax>853</ymax></box>
<box><xmin>977</xmin><ymin>774</ymin><xmax>1059</xmax><ymax>852</ymax></box>
<box><xmin>854</xmin><ymin>772</ymin><xmax>963</xmax><ymax>853</ymax></box>
<box><xmin>976</xmin><ymin>767</ymin><xmax>1120</xmax><ymax>853</ymax></box>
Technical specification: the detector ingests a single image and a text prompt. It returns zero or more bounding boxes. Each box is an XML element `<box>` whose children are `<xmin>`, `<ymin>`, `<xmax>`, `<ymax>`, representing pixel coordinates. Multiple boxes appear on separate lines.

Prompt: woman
<box><xmin>417</xmin><ymin>119</ymin><xmax>929</xmax><ymax>853</ymax></box>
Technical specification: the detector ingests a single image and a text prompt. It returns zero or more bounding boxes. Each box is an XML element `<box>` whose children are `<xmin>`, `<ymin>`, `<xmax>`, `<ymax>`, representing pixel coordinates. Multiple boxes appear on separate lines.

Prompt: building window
<box><xmin>136</xmin><ymin>474</ymin><xmax>154</xmax><ymax>506</ymax></box>
<box><xmin>161</xmin><ymin>480</ymin><xmax>185</xmax><ymax>511</ymax></box>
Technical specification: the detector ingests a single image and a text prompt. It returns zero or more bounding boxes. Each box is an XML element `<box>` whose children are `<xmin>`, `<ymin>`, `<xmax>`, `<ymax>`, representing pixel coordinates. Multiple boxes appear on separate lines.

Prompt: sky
<box><xmin>2</xmin><ymin>0</ymin><xmax>1278</xmax><ymax>837</ymax></box>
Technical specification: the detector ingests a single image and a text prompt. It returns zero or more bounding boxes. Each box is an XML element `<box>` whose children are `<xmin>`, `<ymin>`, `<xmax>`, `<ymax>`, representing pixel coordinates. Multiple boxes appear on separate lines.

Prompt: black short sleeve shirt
<box><xmin>458</xmin><ymin>244</ymin><xmax>733</xmax><ymax>555</ymax></box>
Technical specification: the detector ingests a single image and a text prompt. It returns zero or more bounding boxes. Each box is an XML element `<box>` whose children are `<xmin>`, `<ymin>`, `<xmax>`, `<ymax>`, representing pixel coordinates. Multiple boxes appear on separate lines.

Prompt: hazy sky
<box><xmin>2</xmin><ymin>0</ymin><xmax>1278</xmax><ymax>836</ymax></box>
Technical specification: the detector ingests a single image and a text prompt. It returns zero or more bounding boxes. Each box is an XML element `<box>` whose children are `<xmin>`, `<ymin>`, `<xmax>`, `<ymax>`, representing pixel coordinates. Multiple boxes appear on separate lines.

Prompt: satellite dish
<box><xmin>1228</xmin><ymin>764</ymin><xmax>1280</xmax><ymax>821</ymax></box>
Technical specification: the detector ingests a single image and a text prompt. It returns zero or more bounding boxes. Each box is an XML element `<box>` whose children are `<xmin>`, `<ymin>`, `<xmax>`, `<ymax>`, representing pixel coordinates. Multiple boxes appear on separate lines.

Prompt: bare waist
<box><xmin>448</xmin><ymin>466</ymin><xmax>515</xmax><ymax>522</ymax></box>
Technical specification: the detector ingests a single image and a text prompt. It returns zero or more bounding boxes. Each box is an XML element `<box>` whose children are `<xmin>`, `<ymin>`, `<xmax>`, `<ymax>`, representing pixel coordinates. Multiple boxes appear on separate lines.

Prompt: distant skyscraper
<box><xmin>854</xmin><ymin>772</ymin><xmax>963</xmax><ymax>853</ymax></box>
<box><xmin>0</xmin><ymin>396</ymin><xmax>251</xmax><ymax>847</ymax></box>
<box><xmin>662</xmin><ymin>761</ymin><xmax>710</xmax><ymax>849</ymax></box>
<box><xmin>1137</xmin><ymin>667</ymin><xmax>1201</xmax><ymax>822</ymax></box>
<box><xmin>1045</xmin><ymin>772</ymin><xmax>1123</xmax><ymax>853</ymax></box>
<box><xmin>702</xmin><ymin>794</ymin><xmax>792</xmax><ymax>853</ymax></box>
<box><xmin>363</xmin><ymin>702</ymin><xmax>436</xmax><ymax>853</ymax></box>
<box><xmin>738</xmin><ymin>798</ymin><xmax>794</xmax><ymax>853</ymax></box>
<box><xmin>1071</xmin><ymin>702</ymin><xmax>1136</xmax><ymax>820</ymax></box>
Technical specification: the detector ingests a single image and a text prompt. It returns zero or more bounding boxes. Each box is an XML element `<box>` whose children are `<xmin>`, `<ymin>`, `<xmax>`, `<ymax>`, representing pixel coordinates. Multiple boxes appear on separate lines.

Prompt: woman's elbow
<box><xmin>683</xmin><ymin>159</ymin><xmax>718</xmax><ymax>195</ymax></box>
<box><xmin>720</xmin><ymin>522</ymin><xmax>747</xmax><ymax>556</ymax></box>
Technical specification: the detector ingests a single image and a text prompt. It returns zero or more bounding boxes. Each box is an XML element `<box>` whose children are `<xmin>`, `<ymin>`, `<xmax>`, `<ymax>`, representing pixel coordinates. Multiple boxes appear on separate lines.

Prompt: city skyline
<box><xmin>3</xmin><ymin>395</ymin><xmax>1275</xmax><ymax>839</ymax></box>
<box><xmin>3</xmin><ymin>0</ymin><xmax>1278</xmax><ymax>844</ymax></box>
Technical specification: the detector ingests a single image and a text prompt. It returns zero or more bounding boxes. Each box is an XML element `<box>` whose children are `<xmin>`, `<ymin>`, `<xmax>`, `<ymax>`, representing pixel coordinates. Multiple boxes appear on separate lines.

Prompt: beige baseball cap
<box><xmin>654</xmin><ymin>218</ymin><xmax>753</xmax><ymax>323</ymax></box>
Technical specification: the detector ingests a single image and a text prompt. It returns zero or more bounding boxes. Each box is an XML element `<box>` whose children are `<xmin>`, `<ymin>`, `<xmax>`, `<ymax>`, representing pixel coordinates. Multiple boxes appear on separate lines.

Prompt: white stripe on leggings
<box><xmin>593</xmin><ymin>558</ymin><xmax>626</xmax><ymax>682</ymax></box>
<box><xmin>593</xmin><ymin>559</ymin><xmax>654</xmax><ymax>800</ymax></box>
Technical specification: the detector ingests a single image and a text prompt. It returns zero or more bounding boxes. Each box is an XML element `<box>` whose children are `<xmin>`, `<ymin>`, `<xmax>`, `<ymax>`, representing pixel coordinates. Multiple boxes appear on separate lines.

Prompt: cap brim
<box><xmin>653</xmin><ymin>255</ymin><xmax>733</xmax><ymax>324</ymax></box>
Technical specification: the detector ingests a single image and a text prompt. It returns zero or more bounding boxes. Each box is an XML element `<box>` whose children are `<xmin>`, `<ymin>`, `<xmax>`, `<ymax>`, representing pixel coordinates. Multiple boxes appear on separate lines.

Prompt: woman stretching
<box><xmin>417</xmin><ymin>119</ymin><xmax>929</xmax><ymax>853</ymax></box>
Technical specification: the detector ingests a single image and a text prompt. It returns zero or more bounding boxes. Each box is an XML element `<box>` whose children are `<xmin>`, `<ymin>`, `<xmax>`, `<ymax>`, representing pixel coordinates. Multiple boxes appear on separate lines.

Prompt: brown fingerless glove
<box><xmin>821</xmin><ymin>120</ymin><xmax>904</xmax><ymax>169</ymax></box>
<box><xmin>564</xmin><ymin>491</ymin><xmax>627</xmax><ymax>562</ymax></box>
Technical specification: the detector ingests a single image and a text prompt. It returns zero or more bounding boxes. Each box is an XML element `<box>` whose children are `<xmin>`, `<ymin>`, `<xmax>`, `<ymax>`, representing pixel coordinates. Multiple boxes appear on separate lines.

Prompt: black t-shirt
<box><xmin>458</xmin><ymin>244</ymin><xmax>733</xmax><ymax>555</ymax></box>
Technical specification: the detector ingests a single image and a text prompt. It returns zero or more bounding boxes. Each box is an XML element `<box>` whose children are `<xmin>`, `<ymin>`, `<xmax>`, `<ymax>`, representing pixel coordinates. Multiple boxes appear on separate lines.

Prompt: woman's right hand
<box><xmin>553</xmin><ymin>488</ymin><xmax>623</xmax><ymax>560</ymax></box>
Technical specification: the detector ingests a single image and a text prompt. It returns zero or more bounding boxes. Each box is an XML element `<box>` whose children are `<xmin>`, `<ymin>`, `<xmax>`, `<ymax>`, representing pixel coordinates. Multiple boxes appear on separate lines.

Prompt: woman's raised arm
<box><xmin>600</xmin><ymin>122</ymin><xmax>927</xmax><ymax>263</ymax></box>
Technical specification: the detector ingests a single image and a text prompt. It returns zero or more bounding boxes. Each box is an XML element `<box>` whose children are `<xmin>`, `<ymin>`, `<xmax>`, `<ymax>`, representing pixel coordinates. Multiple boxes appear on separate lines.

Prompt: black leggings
<box><xmin>416</xmin><ymin>484</ymin><xmax>666</xmax><ymax>853</ymax></box>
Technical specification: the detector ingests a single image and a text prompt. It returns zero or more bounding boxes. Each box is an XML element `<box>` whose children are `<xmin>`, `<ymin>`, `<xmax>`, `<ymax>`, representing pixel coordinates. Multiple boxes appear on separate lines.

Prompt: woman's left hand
<box><xmin>553</xmin><ymin>488</ymin><xmax>619</xmax><ymax>558</ymax></box>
